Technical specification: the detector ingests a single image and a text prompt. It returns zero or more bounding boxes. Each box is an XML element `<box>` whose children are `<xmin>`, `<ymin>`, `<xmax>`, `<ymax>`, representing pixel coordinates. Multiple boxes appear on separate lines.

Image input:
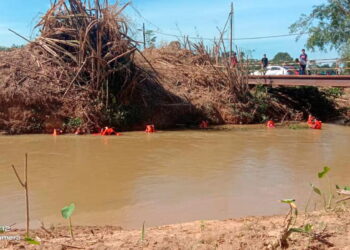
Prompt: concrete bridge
<box><xmin>248</xmin><ymin>75</ymin><xmax>350</xmax><ymax>87</ymax></box>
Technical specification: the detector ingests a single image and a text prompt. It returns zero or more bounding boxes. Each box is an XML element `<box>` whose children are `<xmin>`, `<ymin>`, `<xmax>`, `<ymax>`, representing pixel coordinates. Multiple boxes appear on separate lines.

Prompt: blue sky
<box><xmin>0</xmin><ymin>0</ymin><xmax>339</xmax><ymax>59</ymax></box>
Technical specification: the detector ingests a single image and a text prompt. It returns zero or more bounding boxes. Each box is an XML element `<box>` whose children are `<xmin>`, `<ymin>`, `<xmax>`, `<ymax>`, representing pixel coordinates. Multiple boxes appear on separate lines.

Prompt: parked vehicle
<box><xmin>283</xmin><ymin>66</ymin><xmax>300</xmax><ymax>75</ymax></box>
<box><xmin>252</xmin><ymin>66</ymin><xmax>297</xmax><ymax>76</ymax></box>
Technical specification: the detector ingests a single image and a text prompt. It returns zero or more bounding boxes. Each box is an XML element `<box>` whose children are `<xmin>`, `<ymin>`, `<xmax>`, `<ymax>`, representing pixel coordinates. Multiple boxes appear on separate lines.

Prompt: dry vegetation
<box><xmin>0</xmin><ymin>0</ymin><xmax>346</xmax><ymax>134</ymax></box>
<box><xmin>139</xmin><ymin>42</ymin><xmax>296</xmax><ymax>125</ymax></box>
<box><xmin>0</xmin><ymin>0</ymin><xmax>162</xmax><ymax>134</ymax></box>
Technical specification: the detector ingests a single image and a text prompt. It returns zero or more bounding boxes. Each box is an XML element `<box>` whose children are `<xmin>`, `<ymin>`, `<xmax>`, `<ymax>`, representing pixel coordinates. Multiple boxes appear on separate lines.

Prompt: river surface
<box><xmin>0</xmin><ymin>124</ymin><xmax>350</xmax><ymax>229</ymax></box>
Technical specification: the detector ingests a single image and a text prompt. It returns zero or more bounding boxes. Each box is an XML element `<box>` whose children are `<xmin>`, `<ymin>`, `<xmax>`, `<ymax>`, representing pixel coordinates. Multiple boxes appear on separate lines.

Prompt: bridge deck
<box><xmin>248</xmin><ymin>75</ymin><xmax>350</xmax><ymax>87</ymax></box>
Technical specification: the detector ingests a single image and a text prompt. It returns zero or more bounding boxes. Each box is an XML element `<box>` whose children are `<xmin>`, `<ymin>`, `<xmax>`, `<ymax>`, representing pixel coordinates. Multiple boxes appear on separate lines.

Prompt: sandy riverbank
<box><xmin>2</xmin><ymin>210</ymin><xmax>349</xmax><ymax>249</ymax></box>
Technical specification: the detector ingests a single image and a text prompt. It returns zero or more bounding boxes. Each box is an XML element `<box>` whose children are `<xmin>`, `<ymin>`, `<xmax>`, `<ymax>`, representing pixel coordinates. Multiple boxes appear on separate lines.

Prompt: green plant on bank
<box><xmin>308</xmin><ymin>167</ymin><xmax>333</xmax><ymax>210</ymax></box>
<box><xmin>271</xmin><ymin>199</ymin><xmax>313</xmax><ymax>249</ymax></box>
<box><xmin>230</xmin><ymin>85</ymin><xmax>274</xmax><ymax>123</ymax></box>
<box><xmin>335</xmin><ymin>185</ymin><xmax>350</xmax><ymax>206</ymax></box>
<box><xmin>322</xmin><ymin>88</ymin><xmax>344</xmax><ymax>99</ymax></box>
<box><xmin>61</xmin><ymin>203</ymin><xmax>75</xmax><ymax>240</ymax></box>
<box><xmin>305</xmin><ymin>166</ymin><xmax>350</xmax><ymax>214</ymax></box>
<box><xmin>24</xmin><ymin>237</ymin><xmax>40</xmax><ymax>245</ymax></box>
<box><xmin>65</xmin><ymin>117</ymin><xmax>83</xmax><ymax>130</ymax></box>
<box><xmin>109</xmin><ymin>105</ymin><xmax>143</xmax><ymax>129</ymax></box>
<box><xmin>336</xmin><ymin>185</ymin><xmax>350</xmax><ymax>191</ymax></box>
<box><xmin>252</xmin><ymin>85</ymin><xmax>273</xmax><ymax>122</ymax></box>
<box><xmin>273</xmin><ymin>166</ymin><xmax>350</xmax><ymax>248</ymax></box>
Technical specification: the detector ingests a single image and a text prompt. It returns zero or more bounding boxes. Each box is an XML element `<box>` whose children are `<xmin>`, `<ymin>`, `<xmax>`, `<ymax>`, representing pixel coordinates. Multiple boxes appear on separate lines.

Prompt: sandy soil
<box><xmin>1</xmin><ymin>210</ymin><xmax>350</xmax><ymax>249</ymax></box>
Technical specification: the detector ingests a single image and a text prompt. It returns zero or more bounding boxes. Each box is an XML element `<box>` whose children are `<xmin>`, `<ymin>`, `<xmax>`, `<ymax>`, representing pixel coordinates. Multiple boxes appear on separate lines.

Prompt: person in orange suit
<box><xmin>101</xmin><ymin>127</ymin><xmax>118</xmax><ymax>135</ymax></box>
<box><xmin>266</xmin><ymin>120</ymin><xmax>275</xmax><ymax>128</ymax></box>
<box><xmin>199</xmin><ymin>121</ymin><xmax>209</xmax><ymax>129</ymax></box>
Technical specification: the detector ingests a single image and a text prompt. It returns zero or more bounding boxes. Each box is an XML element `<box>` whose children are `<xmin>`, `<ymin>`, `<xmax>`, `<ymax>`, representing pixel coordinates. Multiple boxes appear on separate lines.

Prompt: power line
<box><xmin>129</xmin><ymin>3</ymin><xmax>162</xmax><ymax>32</ymax></box>
<box><xmin>129</xmin><ymin>3</ymin><xmax>307</xmax><ymax>42</ymax></box>
<box><xmin>153</xmin><ymin>30</ymin><xmax>307</xmax><ymax>41</ymax></box>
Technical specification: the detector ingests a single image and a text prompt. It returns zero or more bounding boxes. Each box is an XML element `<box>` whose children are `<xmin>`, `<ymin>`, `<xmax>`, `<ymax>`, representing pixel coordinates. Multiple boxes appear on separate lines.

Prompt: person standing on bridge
<box><xmin>299</xmin><ymin>49</ymin><xmax>308</xmax><ymax>75</ymax></box>
<box><xmin>230</xmin><ymin>52</ymin><xmax>238</xmax><ymax>68</ymax></box>
<box><xmin>261</xmin><ymin>54</ymin><xmax>269</xmax><ymax>73</ymax></box>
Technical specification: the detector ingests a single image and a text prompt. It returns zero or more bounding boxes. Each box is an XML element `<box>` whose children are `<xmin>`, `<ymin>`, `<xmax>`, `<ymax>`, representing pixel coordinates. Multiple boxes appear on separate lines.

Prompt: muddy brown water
<box><xmin>0</xmin><ymin>124</ymin><xmax>350</xmax><ymax>229</ymax></box>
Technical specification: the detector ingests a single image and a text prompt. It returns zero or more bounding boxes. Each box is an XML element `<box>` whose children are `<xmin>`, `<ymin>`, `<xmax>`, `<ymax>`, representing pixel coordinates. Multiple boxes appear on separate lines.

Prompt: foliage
<box><xmin>310</xmin><ymin>167</ymin><xmax>333</xmax><ymax>210</ymax></box>
<box><xmin>322</xmin><ymin>87</ymin><xmax>344</xmax><ymax>99</ymax></box>
<box><xmin>24</xmin><ymin>237</ymin><xmax>40</xmax><ymax>245</ymax></box>
<box><xmin>290</xmin><ymin>224</ymin><xmax>313</xmax><ymax>234</ymax></box>
<box><xmin>318</xmin><ymin>166</ymin><xmax>330</xmax><ymax>179</ymax></box>
<box><xmin>272</xmin><ymin>52</ymin><xmax>294</xmax><ymax>63</ymax></box>
<box><xmin>65</xmin><ymin>117</ymin><xmax>83</xmax><ymax>129</ymax></box>
<box><xmin>61</xmin><ymin>203</ymin><xmax>75</xmax><ymax>240</ymax></box>
<box><xmin>145</xmin><ymin>30</ymin><xmax>157</xmax><ymax>48</ymax></box>
<box><xmin>274</xmin><ymin>199</ymin><xmax>318</xmax><ymax>247</ymax></box>
<box><xmin>310</xmin><ymin>183</ymin><xmax>321</xmax><ymax>196</ymax></box>
<box><xmin>281</xmin><ymin>199</ymin><xmax>296</xmax><ymax>204</ymax></box>
<box><xmin>341</xmin><ymin>45</ymin><xmax>350</xmax><ymax>73</ymax></box>
<box><xmin>0</xmin><ymin>44</ymin><xmax>24</xmax><ymax>51</ymax></box>
<box><xmin>290</xmin><ymin>0</ymin><xmax>350</xmax><ymax>52</ymax></box>
<box><xmin>274</xmin><ymin>199</ymin><xmax>300</xmax><ymax>248</ymax></box>
<box><xmin>336</xmin><ymin>185</ymin><xmax>350</xmax><ymax>191</ymax></box>
<box><xmin>110</xmin><ymin>105</ymin><xmax>143</xmax><ymax>129</ymax></box>
<box><xmin>61</xmin><ymin>203</ymin><xmax>75</xmax><ymax>219</ymax></box>
<box><xmin>250</xmin><ymin>85</ymin><xmax>272</xmax><ymax>122</ymax></box>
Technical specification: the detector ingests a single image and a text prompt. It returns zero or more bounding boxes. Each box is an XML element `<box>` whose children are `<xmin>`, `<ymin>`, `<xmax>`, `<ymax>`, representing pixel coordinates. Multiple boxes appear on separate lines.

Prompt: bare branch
<box><xmin>10</xmin><ymin>165</ymin><xmax>25</xmax><ymax>188</ymax></box>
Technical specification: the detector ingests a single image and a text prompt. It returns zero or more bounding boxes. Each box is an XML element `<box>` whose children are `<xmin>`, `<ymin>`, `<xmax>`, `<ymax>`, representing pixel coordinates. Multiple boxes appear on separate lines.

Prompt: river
<box><xmin>0</xmin><ymin>124</ymin><xmax>349</xmax><ymax>229</ymax></box>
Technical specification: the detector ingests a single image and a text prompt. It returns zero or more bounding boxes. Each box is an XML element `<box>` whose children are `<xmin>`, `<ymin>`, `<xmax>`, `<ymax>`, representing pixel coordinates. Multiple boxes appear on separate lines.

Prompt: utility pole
<box><xmin>143</xmin><ymin>23</ymin><xmax>146</xmax><ymax>50</ymax></box>
<box><xmin>229</xmin><ymin>2</ymin><xmax>234</xmax><ymax>58</ymax></box>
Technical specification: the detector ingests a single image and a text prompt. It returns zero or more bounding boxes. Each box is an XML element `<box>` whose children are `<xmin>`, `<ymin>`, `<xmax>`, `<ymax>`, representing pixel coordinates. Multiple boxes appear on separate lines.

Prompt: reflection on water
<box><xmin>0</xmin><ymin>124</ymin><xmax>349</xmax><ymax>229</ymax></box>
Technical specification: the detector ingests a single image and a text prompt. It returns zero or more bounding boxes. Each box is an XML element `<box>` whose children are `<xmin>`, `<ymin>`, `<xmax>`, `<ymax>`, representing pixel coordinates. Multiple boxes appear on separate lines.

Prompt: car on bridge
<box><xmin>252</xmin><ymin>66</ymin><xmax>298</xmax><ymax>76</ymax></box>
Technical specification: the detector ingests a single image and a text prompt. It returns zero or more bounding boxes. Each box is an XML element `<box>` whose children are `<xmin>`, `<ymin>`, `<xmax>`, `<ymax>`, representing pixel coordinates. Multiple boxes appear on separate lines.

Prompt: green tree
<box><xmin>0</xmin><ymin>44</ymin><xmax>24</xmax><ymax>51</ymax></box>
<box><xmin>290</xmin><ymin>0</ymin><xmax>350</xmax><ymax>52</ymax></box>
<box><xmin>341</xmin><ymin>45</ymin><xmax>350</xmax><ymax>73</ymax></box>
<box><xmin>145</xmin><ymin>30</ymin><xmax>157</xmax><ymax>48</ymax></box>
<box><xmin>272</xmin><ymin>52</ymin><xmax>293</xmax><ymax>63</ymax></box>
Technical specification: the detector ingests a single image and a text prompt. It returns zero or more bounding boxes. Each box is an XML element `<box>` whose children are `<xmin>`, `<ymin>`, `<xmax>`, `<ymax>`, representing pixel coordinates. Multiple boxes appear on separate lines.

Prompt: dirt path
<box><xmin>2</xmin><ymin>210</ymin><xmax>350</xmax><ymax>249</ymax></box>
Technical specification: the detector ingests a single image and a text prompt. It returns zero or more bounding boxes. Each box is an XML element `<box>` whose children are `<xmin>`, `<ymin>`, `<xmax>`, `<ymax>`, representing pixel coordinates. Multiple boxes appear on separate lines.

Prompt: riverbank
<box><xmin>1</xmin><ymin>1</ymin><xmax>349</xmax><ymax>134</ymax></box>
<box><xmin>1</xmin><ymin>43</ymin><xmax>348</xmax><ymax>134</ymax></box>
<box><xmin>2</xmin><ymin>210</ymin><xmax>349</xmax><ymax>249</ymax></box>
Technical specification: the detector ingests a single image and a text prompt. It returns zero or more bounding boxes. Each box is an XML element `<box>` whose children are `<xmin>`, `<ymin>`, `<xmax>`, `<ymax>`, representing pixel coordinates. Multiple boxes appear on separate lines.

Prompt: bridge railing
<box><xmin>245</xmin><ymin>58</ymin><xmax>350</xmax><ymax>75</ymax></box>
<box><xmin>214</xmin><ymin>58</ymin><xmax>350</xmax><ymax>75</ymax></box>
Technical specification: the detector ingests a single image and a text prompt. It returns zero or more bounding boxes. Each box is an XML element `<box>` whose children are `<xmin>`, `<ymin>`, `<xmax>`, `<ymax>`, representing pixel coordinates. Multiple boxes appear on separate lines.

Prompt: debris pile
<box><xmin>139</xmin><ymin>43</ymin><xmax>291</xmax><ymax>124</ymax></box>
<box><xmin>0</xmin><ymin>0</ymin><xmax>150</xmax><ymax>133</ymax></box>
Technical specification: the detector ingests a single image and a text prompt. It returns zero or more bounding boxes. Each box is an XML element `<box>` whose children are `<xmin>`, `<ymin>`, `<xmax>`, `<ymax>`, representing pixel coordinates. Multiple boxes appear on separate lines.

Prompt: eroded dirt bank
<box><xmin>1</xmin><ymin>0</ymin><xmax>349</xmax><ymax>134</ymax></box>
<box><xmin>2</xmin><ymin>211</ymin><xmax>350</xmax><ymax>249</ymax></box>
